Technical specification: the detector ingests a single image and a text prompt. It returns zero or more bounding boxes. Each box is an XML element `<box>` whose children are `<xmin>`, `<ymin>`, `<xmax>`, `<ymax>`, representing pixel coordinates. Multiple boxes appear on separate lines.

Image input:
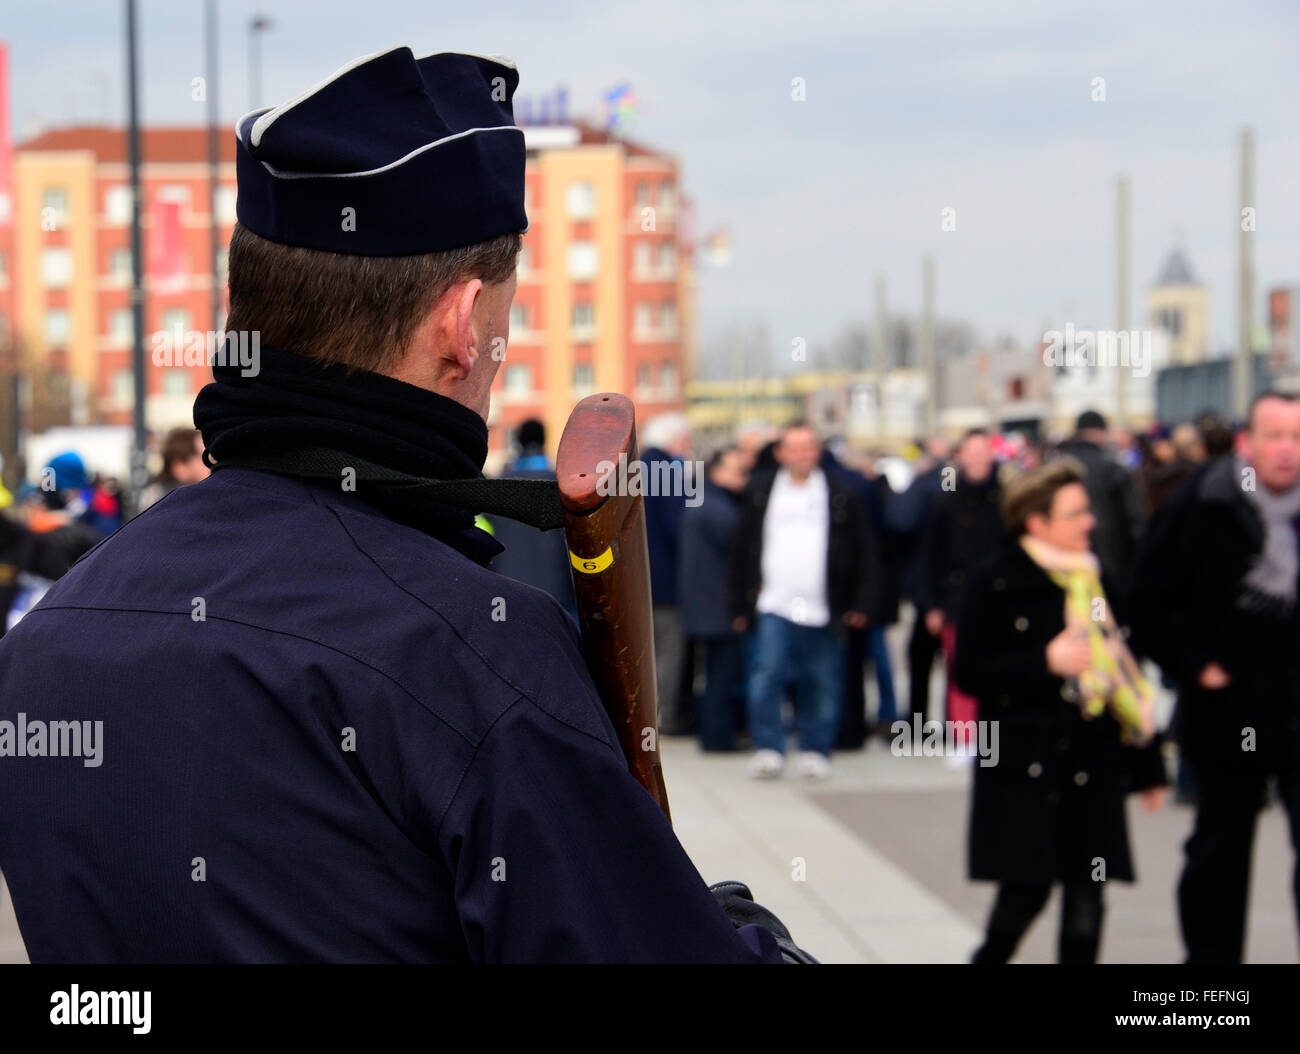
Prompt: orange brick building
<box><xmin>6</xmin><ymin>118</ymin><xmax>691</xmax><ymax>469</ymax></box>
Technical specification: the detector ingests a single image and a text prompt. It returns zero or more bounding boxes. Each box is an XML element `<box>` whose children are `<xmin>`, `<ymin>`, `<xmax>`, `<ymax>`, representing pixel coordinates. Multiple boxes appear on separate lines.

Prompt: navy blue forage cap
<box><xmin>234</xmin><ymin>46</ymin><xmax>528</xmax><ymax>255</ymax></box>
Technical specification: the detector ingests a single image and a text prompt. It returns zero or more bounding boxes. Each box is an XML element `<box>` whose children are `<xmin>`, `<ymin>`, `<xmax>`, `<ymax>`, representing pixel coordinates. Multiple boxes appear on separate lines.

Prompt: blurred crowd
<box><xmin>0</xmin><ymin>427</ymin><xmax>207</xmax><ymax>632</ymax></box>
<box><xmin>489</xmin><ymin>396</ymin><xmax>1300</xmax><ymax>964</ymax></box>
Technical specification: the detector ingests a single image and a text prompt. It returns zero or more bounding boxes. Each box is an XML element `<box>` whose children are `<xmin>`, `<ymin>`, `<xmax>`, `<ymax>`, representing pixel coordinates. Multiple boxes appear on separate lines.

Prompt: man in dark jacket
<box><xmin>833</xmin><ymin>450</ymin><xmax>900</xmax><ymax>749</ymax></box>
<box><xmin>0</xmin><ymin>48</ymin><xmax>793</xmax><ymax>964</ymax></box>
<box><xmin>641</xmin><ymin>414</ymin><xmax>694</xmax><ymax>736</ymax></box>
<box><xmin>679</xmin><ymin>447</ymin><xmax>749</xmax><ymax>751</ymax></box>
<box><xmin>886</xmin><ymin>439</ymin><xmax>949</xmax><ymax>728</ymax></box>
<box><xmin>486</xmin><ymin>419</ymin><xmax>576</xmax><ymax>620</ymax></box>
<box><xmin>920</xmin><ymin>429</ymin><xmax>1005</xmax><ymax>747</ymax></box>
<box><xmin>1055</xmin><ymin>410</ymin><xmax>1144</xmax><ymax>588</ymax></box>
<box><xmin>730</xmin><ymin>423</ymin><xmax>877</xmax><ymax>779</ymax></box>
<box><xmin>1131</xmin><ymin>391</ymin><xmax>1300</xmax><ymax>963</ymax></box>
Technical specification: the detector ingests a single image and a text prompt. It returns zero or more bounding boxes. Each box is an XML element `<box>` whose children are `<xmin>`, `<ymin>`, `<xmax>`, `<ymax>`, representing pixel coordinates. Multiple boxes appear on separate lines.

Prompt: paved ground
<box><xmin>668</xmin><ymin>735</ymin><xmax>1297</xmax><ymax>963</ymax></box>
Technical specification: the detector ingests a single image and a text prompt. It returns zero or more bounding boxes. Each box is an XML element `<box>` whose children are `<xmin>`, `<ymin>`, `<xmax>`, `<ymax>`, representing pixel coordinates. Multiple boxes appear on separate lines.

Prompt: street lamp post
<box><xmin>248</xmin><ymin>15</ymin><xmax>272</xmax><ymax>113</ymax></box>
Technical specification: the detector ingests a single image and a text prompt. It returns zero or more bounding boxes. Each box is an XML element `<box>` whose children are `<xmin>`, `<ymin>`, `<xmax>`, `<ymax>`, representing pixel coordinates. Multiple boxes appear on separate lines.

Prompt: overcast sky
<box><xmin>5</xmin><ymin>0</ymin><xmax>1297</xmax><ymax>360</ymax></box>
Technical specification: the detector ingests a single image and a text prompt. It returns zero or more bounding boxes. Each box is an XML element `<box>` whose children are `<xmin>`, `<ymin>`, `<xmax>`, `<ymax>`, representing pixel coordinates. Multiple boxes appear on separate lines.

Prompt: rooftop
<box><xmin>1154</xmin><ymin>246</ymin><xmax>1200</xmax><ymax>287</ymax></box>
<box><xmin>17</xmin><ymin>125</ymin><xmax>238</xmax><ymax>164</ymax></box>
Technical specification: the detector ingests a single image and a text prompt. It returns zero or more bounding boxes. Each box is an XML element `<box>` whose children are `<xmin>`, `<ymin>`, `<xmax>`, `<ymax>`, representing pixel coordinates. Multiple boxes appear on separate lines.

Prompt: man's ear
<box><xmin>452</xmin><ymin>278</ymin><xmax>484</xmax><ymax>378</ymax></box>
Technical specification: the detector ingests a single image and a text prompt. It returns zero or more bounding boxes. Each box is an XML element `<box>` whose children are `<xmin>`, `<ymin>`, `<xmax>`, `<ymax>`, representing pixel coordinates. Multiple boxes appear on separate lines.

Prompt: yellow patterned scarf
<box><xmin>1020</xmin><ymin>536</ymin><xmax>1155</xmax><ymax>745</ymax></box>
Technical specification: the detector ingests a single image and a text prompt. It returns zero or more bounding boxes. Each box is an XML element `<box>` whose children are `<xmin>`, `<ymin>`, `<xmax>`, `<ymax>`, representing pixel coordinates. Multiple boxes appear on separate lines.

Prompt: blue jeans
<box><xmin>747</xmin><ymin>613</ymin><xmax>845</xmax><ymax>757</ymax></box>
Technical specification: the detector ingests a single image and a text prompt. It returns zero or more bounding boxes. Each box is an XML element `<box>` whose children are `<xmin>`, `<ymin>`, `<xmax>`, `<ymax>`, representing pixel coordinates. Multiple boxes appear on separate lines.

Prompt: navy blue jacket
<box><xmin>0</xmin><ymin>467</ymin><xmax>781</xmax><ymax>963</ymax></box>
<box><xmin>640</xmin><ymin>446</ymin><xmax>687</xmax><ymax>608</ymax></box>
<box><xmin>678</xmin><ymin>479</ymin><xmax>742</xmax><ymax>638</ymax></box>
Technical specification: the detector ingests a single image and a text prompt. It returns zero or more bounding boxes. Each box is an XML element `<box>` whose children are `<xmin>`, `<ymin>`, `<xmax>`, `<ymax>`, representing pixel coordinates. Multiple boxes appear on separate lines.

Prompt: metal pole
<box><xmin>125</xmin><ymin>0</ymin><xmax>148</xmax><ymax>516</ymax></box>
<box><xmin>921</xmin><ymin>256</ymin><xmax>935</xmax><ymax>438</ymax></box>
<box><xmin>1115</xmin><ymin>175</ymin><xmax>1130</xmax><ymax>427</ymax></box>
<box><xmin>1236</xmin><ymin>126</ymin><xmax>1255</xmax><ymax>419</ymax></box>
<box><xmin>248</xmin><ymin>16</ymin><xmax>271</xmax><ymax>113</ymax></box>
<box><xmin>207</xmin><ymin>0</ymin><xmax>221</xmax><ymax>336</ymax></box>
<box><xmin>874</xmin><ymin>275</ymin><xmax>888</xmax><ymax>445</ymax></box>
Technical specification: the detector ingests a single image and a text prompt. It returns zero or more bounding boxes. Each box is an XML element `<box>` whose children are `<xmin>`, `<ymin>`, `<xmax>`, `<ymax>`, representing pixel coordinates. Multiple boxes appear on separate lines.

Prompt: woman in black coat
<box><xmin>953</xmin><ymin>460</ymin><xmax>1166</xmax><ymax>963</ymax></box>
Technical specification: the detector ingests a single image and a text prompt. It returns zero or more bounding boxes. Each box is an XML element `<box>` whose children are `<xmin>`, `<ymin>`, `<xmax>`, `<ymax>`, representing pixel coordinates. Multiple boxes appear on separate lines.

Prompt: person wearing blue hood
<box><xmin>0</xmin><ymin>47</ymin><xmax>807</xmax><ymax>964</ymax></box>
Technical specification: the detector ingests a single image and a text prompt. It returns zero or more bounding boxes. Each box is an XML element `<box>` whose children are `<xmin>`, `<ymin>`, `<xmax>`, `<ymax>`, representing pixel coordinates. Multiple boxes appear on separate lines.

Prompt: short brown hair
<box><xmin>224</xmin><ymin>222</ymin><xmax>521</xmax><ymax>374</ymax></box>
<box><xmin>1000</xmin><ymin>458</ymin><xmax>1085</xmax><ymax>535</ymax></box>
<box><xmin>1247</xmin><ymin>389</ymin><xmax>1300</xmax><ymax>433</ymax></box>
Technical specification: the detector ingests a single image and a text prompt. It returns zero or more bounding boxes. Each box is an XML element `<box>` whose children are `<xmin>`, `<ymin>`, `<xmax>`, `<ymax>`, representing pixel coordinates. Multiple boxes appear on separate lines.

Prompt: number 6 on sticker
<box><xmin>570</xmin><ymin>546</ymin><xmax>614</xmax><ymax>574</ymax></box>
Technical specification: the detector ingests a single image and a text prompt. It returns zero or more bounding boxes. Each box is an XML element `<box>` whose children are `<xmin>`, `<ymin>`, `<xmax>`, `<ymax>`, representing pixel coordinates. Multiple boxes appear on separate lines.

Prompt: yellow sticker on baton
<box><xmin>570</xmin><ymin>546</ymin><xmax>614</xmax><ymax>574</ymax></box>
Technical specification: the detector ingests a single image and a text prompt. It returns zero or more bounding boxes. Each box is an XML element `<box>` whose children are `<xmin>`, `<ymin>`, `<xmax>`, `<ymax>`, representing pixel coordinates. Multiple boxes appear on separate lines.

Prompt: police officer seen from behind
<box><xmin>0</xmin><ymin>47</ymin><xmax>806</xmax><ymax>964</ymax></box>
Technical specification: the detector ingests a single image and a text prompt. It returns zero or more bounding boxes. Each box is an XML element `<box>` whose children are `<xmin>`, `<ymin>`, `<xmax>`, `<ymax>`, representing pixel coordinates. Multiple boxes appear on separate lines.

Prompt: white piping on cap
<box><xmin>249</xmin><ymin>47</ymin><xmax>518</xmax><ymax>150</ymax></box>
<box><xmin>250</xmin><ymin>124</ymin><xmax>525</xmax><ymax>180</ymax></box>
<box><xmin>419</xmin><ymin>50</ymin><xmax>518</xmax><ymax>71</ymax></box>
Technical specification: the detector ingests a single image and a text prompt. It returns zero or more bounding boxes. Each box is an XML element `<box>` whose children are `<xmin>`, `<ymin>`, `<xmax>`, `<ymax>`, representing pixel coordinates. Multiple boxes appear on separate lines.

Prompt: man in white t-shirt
<box><xmin>730</xmin><ymin>424</ymin><xmax>878</xmax><ymax>779</ymax></box>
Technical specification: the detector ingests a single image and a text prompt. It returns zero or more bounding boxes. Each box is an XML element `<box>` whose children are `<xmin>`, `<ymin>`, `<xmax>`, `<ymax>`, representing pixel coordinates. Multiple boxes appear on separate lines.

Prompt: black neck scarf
<box><xmin>193</xmin><ymin>347</ymin><xmax>503</xmax><ymax>565</ymax></box>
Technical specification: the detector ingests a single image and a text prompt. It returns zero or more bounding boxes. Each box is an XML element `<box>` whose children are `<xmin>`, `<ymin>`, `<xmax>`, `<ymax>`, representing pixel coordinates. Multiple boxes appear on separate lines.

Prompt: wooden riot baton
<box><xmin>556</xmin><ymin>393</ymin><xmax>671</xmax><ymax>824</ymax></box>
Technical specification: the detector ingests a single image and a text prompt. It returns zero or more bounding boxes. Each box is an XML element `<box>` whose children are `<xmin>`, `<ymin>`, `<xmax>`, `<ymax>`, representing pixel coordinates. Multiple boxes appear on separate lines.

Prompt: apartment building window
<box><xmin>504</xmin><ymin>364</ymin><xmax>532</xmax><ymax>394</ymax></box>
<box><xmin>163</xmin><ymin>369</ymin><xmax>191</xmax><ymax>397</ymax></box>
<box><xmin>160</xmin><ymin>307</ymin><xmax>192</xmax><ymax>340</ymax></box>
<box><xmin>634</xmin><ymin>301</ymin><xmax>652</xmax><ymax>337</ymax></box>
<box><xmin>215</xmin><ymin>185</ymin><xmax>238</xmax><ymax>224</ymax></box>
<box><xmin>633</xmin><ymin>241</ymin><xmax>651</xmax><ymax>276</ymax></box>
<box><xmin>566</xmin><ymin>182</ymin><xmax>595</xmax><ymax>219</ymax></box>
<box><xmin>518</xmin><ymin>243</ymin><xmax>532</xmax><ymax>273</ymax></box>
<box><xmin>105</xmin><ymin>186</ymin><xmax>132</xmax><ymax>225</ymax></box>
<box><xmin>657</xmin><ymin>181</ymin><xmax>675</xmax><ymax>212</ymax></box>
<box><xmin>158</xmin><ymin>184</ymin><xmax>191</xmax><ymax>208</ymax></box>
<box><xmin>41</xmin><ymin>247</ymin><xmax>72</xmax><ymax>288</ymax></box>
<box><xmin>217</xmin><ymin>249</ymin><xmax>229</xmax><ymax>281</ymax></box>
<box><xmin>634</xmin><ymin>181</ymin><xmax>649</xmax><ymax>208</ymax></box>
<box><xmin>110</xmin><ymin>307</ymin><xmax>133</xmax><ymax>345</ymax></box>
<box><xmin>573</xmin><ymin>363</ymin><xmax>595</xmax><ymax>390</ymax></box>
<box><xmin>571</xmin><ymin>302</ymin><xmax>594</xmax><ymax>336</ymax></box>
<box><xmin>110</xmin><ymin>248</ymin><xmax>132</xmax><ymax>280</ymax></box>
<box><xmin>43</xmin><ymin>187</ymin><xmax>69</xmax><ymax>227</ymax></box>
<box><xmin>661</xmin><ymin>361</ymin><xmax>679</xmax><ymax>392</ymax></box>
<box><xmin>510</xmin><ymin>304</ymin><xmax>530</xmax><ymax>331</ymax></box>
<box><xmin>659</xmin><ymin>301</ymin><xmax>677</xmax><ymax>335</ymax></box>
<box><xmin>567</xmin><ymin>241</ymin><xmax>598</xmax><ymax>280</ymax></box>
<box><xmin>637</xmin><ymin>363</ymin><xmax>652</xmax><ymax>389</ymax></box>
<box><xmin>43</xmin><ymin>309</ymin><xmax>71</xmax><ymax>346</ymax></box>
<box><xmin>112</xmin><ymin>368</ymin><xmax>133</xmax><ymax>402</ymax></box>
<box><xmin>658</xmin><ymin>241</ymin><xmax>676</xmax><ymax>276</ymax></box>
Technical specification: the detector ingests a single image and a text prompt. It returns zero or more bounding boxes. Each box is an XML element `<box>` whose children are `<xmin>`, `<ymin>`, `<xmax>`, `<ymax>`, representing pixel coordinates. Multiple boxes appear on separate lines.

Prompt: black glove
<box><xmin>708</xmin><ymin>880</ymin><xmax>820</xmax><ymax>964</ymax></box>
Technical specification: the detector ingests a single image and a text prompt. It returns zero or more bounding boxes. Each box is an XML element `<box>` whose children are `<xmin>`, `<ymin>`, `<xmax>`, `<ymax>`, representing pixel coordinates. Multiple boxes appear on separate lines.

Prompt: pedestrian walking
<box><xmin>730</xmin><ymin>423</ymin><xmax>876</xmax><ymax>780</ymax></box>
<box><xmin>955</xmin><ymin>460</ymin><xmax>1166</xmax><ymax>964</ymax></box>
<box><xmin>1132</xmin><ymin>391</ymin><xmax>1300</xmax><ymax>963</ymax></box>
